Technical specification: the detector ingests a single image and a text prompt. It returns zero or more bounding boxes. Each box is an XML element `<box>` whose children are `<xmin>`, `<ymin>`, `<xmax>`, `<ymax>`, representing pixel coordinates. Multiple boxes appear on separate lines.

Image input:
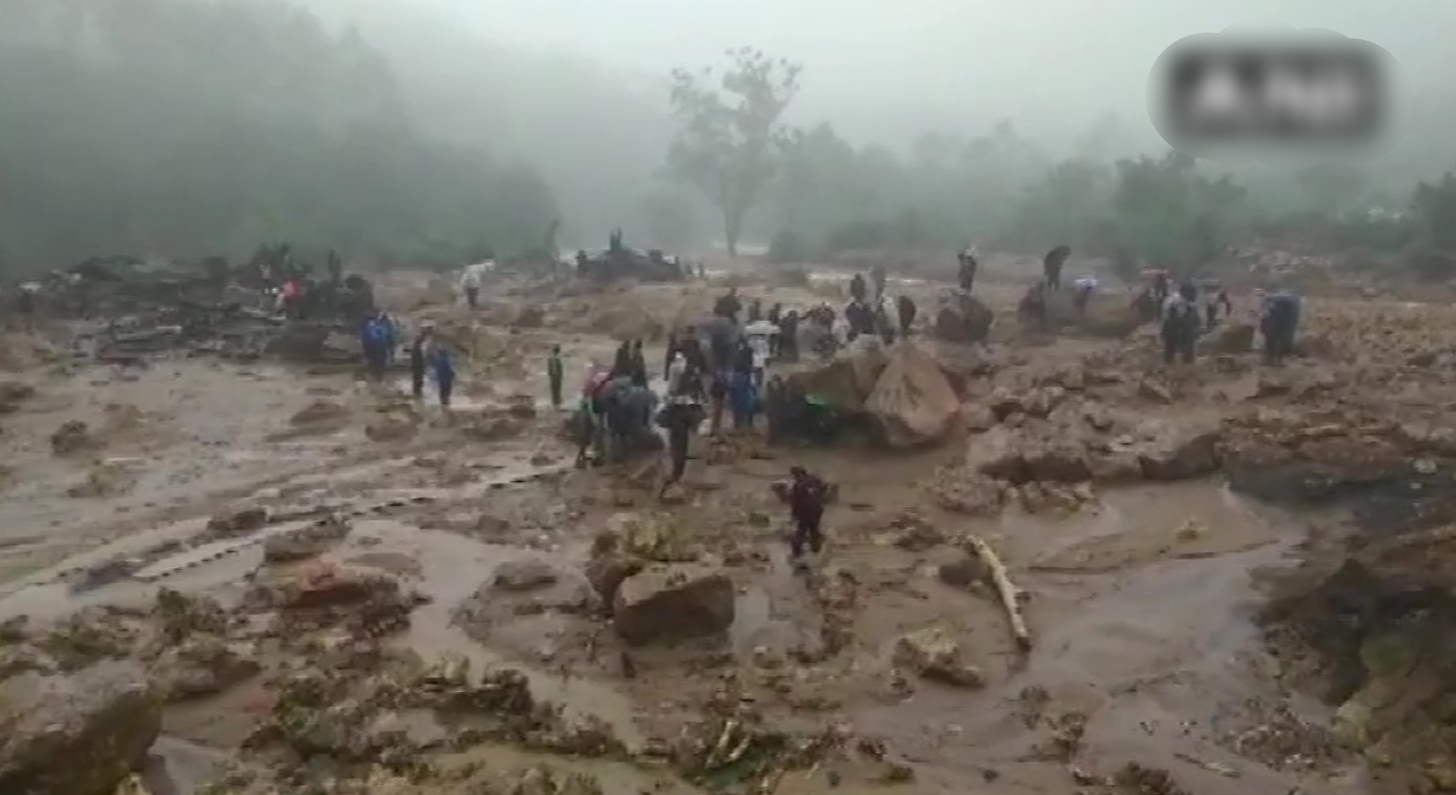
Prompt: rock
<box><xmin>583</xmin><ymin>557</ymin><xmax>643</xmax><ymax>611</ymax></box>
<box><xmin>890</xmin><ymin>512</ymin><xmax>945</xmax><ymax>552</ymax></box>
<box><xmin>927</xmin><ymin>469</ymin><xmax>1006</xmax><ymax>516</ymax></box>
<box><xmin>937</xmin><ymin>553</ymin><xmax>990</xmax><ymax>589</ymax></box>
<box><xmin>366</xmin><ymin>415</ymin><xmax>418</xmax><ymax>442</ymax></box>
<box><xmin>205</xmin><ymin>507</ymin><xmax>268</xmax><ymax>538</ymax></box>
<box><xmin>1134</xmin><ymin>420</ymin><xmax>1222</xmax><ymax>481</ymax></box>
<box><xmin>0</xmin><ymin>382</ymin><xmax>35</xmax><ymax>413</ymax></box>
<box><xmin>603</xmin><ymin>512</ymin><xmax>696</xmax><ymax>562</ymax></box>
<box><xmin>513</xmin><ymin>307</ymin><xmax>545</xmax><ymax>329</ymax></box>
<box><xmin>962</xmin><ymin>403</ymin><xmax>996</xmax><ymax>432</ymax></box>
<box><xmin>493</xmin><ymin>558</ymin><xmax>560</xmax><ymax>592</ymax></box>
<box><xmin>150</xmin><ymin>637</ymin><xmax>260</xmax><ymax>701</ymax></box>
<box><xmin>50</xmin><ymin>420</ymin><xmax>93</xmax><ymax>456</ymax></box>
<box><xmin>1201</xmin><ymin>322</ymin><xmax>1255</xmax><ymax>355</ymax></box>
<box><xmin>863</xmin><ymin>343</ymin><xmax>962</xmax><ymax>448</ymax></box>
<box><xmin>0</xmin><ymin>661</ymin><xmax>162</xmax><ymax>795</ymax></box>
<box><xmin>289</xmin><ymin>400</ymin><xmax>348</xmax><ymax>426</ymax></box>
<box><xmin>612</xmin><ymin>565</ymin><xmax>735</xmax><ymax>646</ymax></box>
<box><xmin>262</xmin><ymin>516</ymin><xmax>351</xmax><ymax>563</ymax></box>
<box><xmin>1137</xmin><ymin>379</ymin><xmax>1174</xmax><ymax>404</ymax></box>
<box><xmin>1088</xmin><ymin>449</ymin><xmax>1145</xmax><ymax>484</ymax></box>
<box><xmin>892</xmin><ymin>628</ymin><xmax>984</xmax><ymax>688</ymax></box>
<box><xmin>932</xmin><ymin>291</ymin><xmax>993</xmax><ymax>344</ymax></box>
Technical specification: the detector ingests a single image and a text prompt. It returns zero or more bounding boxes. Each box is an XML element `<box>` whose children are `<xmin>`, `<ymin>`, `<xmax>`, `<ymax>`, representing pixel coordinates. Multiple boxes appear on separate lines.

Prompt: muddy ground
<box><xmin>3</xmin><ymin>258</ymin><xmax>1456</xmax><ymax>795</ymax></box>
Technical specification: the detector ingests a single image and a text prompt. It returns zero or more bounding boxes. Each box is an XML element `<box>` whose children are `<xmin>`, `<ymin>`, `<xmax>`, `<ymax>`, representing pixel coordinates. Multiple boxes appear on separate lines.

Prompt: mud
<box><xmin>0</xmin><ymin>261</ymin><xmax>1450</xmax><ymax>795</ymax></box>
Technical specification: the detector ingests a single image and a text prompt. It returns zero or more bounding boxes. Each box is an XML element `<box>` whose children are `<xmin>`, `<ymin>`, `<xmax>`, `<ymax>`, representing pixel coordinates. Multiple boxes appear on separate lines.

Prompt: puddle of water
<box><xmin>330</xmin><ymin>519</ymin><xmax>646</xmax><ymax>749</ymax></box>
<box><xmin>145</xmin><ymin>735</ymin><xmax>231</xmax><ymax>795</ymax></box>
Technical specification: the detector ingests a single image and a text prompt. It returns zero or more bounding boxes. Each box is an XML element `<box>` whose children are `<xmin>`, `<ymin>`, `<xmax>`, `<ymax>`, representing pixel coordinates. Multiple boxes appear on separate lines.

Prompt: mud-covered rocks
<box><xmin>0</xmin><ymin>661</ymin><xmax>162</xmax><ymax>795</ymax></box>
<box><xmin>0</xmin><ymin>381</ymin><xmax>35</xmax><ymax>413</ymax></box>
<box><xmin>205</xmin><ymin>506</ymin><xmax>269</xmax><ymax>539</ymax></box>
<box><xmin>288</xmin><ymin>399</ymin><xmax>349</xmax><ymax>429</ymax></box>
<box><xmin>932</xmin><ymin>290</ymin><xmax>993</xmax><ymax>344</ymax></box>
<box><xmin>864</xmin><ymin>343</ymin><xmax>962</xmax><ymax>448</ymax></box>
<box><xmin>1133</xmin><ymin>418</ymin><xmax>1222</xmax><ymax>481</ymax></box>
<box><xmin>892</xmin><ymin>628</ymin><xmax>983</xmax><ymax>688</ymax></box>
<box><xmin>366</xmin><ymin>414</ymin><xmax>419</xmax><ymax>443</ymax></box>
<box><xmin>50</xmin><ymin>420</ymin><xmax>93</xmax><ymax>456</ymax></box>
<box><xmin>613</xmin><ymin>564</ymin><xmax>735</xmax><ymax>646</ymax></box>
<box><xmin>250</xmin><ymin>563</ymin><xmax>419</xmax><ymax>638</ymax></box>
<box><xmin>262</xmin><ymin>515</ymin><xmax>352</xmax><ymax>563</ymax></box>
<box><xmin>151</xmin><ymin>589</ymin><xmax>229</xmax><ymax>643</ymax></box>
<box><xmin>603</xmin><ymin>511</ymin><xmax>698</xmax><ymax>563</ymax></box>
<box><xmin>493</xmin><ymin>558</ymin><xmax>560</xmax><ymax>592</ymax></box>
<box><xmin>150</xmin><ymin>637</ymin><xmax>261</xmax><ymax>701</ymax></box>
<box><xmin>1200</xmin><ymin>321</ymin><xmax>1256</xmax><ymax>355</ymax></box>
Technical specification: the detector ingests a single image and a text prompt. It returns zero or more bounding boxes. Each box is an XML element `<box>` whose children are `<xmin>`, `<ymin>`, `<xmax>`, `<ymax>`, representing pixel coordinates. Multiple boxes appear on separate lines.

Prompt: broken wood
<box><xmin>964</xmin><ymin>534</ymin><xmax>1031</xmax><ymax>651</ymax></box>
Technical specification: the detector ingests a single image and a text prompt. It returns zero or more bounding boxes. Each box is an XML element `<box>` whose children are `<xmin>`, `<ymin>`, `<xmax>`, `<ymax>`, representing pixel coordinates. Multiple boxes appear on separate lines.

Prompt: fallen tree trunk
<box><xmin>964</xmin><ymin>534</ymin><xmax>1031</xmax><ymax>651</ymax></box>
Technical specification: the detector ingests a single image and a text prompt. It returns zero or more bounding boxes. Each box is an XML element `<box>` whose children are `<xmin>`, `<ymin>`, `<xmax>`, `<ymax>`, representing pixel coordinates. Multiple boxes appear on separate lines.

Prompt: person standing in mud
<box><xmin>610</xmin><ymin>341</ymin><xmax>632</xmax><ymax>380</ymax></box>
<box><xmin>957</xmin><ymin>247</ymin><xmax>979</xmax><ymax>292</ymax></box>
<box><xmin>431</xmin><ymin>340</ymin><xmax>456</xmax><ymax>409</ymax></box>
<box><xmin>410</xmin><ymin>323</ymin><xmax>435</xmax><ymax>401</ymax></box>
<box><xmin>1072</xmin><ymin>274</ymin><xmax>1098</xmax><ymax>316</ymax></box>
<box><xmin>897</xmin><ymin>294</ymin><xmax>917</xmax><ymax>338</ymax></box>
<box><xmin>361</xmin><ymin>312</ymin><xmax>393</xmax><ymax>381</ymax></box>
<box><xmin>658</xmin><ymin>357</ymin><xmax>705</xmax><ymax>497</ymax></box>
<box><xmin>781</xmin><ymin>466</ymin><xmax>830</xmax><ymax>570</ymax></box>
<box><xmin>1043</xmin><ymin>245</ymin><xmax>1071</xmax><ymax>290</ymax></box>
<box><xmin>1262</xmin><ymin>290</ymin><xmax>1301</xmax><ymax>366</ymax></box>
<box><xmin>628</xmin><ymin>340</ymin><xmax>648</xmax><ymax>388</ymax></box>
<box><xmin>547</xmin><ymin>345</ymin><xmax>565</xmax><ymax>409</ymax></box>
<box><xmin>1161</xmin><ymin>284</ymin><xmax>1200</xmax><ymax>365</ymax></box>
<box><xmin>460</xmin><ymin>266</ymin><xmax>482</xmax><ymax>310</ymax></box>
<box><xmin>871</xmin><ymin>264</ymin><xmax>888</xmax><ymax>302</ymax></box>
<box><xmin>849</xmin><ymin>273</ymin><xmax>867</xmax><ymax>304</ymax></box>
<box><xmin>15</xmin><ymin>285</ymin><xmax>36</xmax><ymax>334</ymax></box>
<box><xmin>1207</xmin><ymin>287</ymin><xmax>1233</xmax><ymax>329</ymax></box>
<box><xmin>747</xmin><ymin>298</ymin><xmax>763</xmax><ymax>323</ymax></box>
<box><xmin>777</xmin><ymin>310</ymin><xmax>800</xmax><ymax>362</ymax></box>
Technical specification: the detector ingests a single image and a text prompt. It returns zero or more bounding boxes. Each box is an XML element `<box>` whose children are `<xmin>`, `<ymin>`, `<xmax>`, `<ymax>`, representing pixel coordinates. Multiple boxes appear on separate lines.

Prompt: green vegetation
<box><xmin>0</xmin><ymin>0</ymin><xmax>557</xmax><ymax>272</ymax></box>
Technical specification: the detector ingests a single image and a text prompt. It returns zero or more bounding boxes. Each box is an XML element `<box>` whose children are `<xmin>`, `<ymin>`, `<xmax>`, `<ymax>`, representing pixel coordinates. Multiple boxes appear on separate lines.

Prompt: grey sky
<box><xmin>385</xmin><ymin>0</ymin><xmax>1445</xmax><ymax>144</ymax></box>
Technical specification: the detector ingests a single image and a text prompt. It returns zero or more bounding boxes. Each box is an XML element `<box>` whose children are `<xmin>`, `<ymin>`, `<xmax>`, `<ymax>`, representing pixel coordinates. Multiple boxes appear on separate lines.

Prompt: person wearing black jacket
<box><xmin>781</xmin><ymin>466</ymin><xmax>830</xmax><ymax>569</ymax></box>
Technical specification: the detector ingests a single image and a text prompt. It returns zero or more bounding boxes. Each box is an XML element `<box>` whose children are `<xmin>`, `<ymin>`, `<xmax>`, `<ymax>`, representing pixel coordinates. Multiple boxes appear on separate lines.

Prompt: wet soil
<box><xmin>0</xmin><ymin>263</ymin><xmax>1434</xmax><ymax>795</ymax></box>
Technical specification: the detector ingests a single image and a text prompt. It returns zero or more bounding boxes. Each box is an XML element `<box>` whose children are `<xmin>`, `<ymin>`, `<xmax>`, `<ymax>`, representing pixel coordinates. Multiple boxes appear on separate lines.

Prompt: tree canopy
<box><xmin>0</xmin><ymin>0</ymin><xmax>557</xmax><ymax>272</ymax></box>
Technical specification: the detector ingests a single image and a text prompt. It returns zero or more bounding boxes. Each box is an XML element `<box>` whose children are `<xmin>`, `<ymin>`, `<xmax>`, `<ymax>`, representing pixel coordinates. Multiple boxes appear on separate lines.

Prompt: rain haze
<box><xmin>11</xmin><ymin>5</ymin><xmax>1456</xmax><ymax>795</ymax></box>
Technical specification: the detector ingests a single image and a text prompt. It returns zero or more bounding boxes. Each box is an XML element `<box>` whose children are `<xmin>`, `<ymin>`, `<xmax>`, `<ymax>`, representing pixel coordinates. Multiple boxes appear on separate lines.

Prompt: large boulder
<box><xmin>863</xmin><ymin>343</ymin><xmax>961</xmax><ymax>448</ymax></box>
<box><xmin>783</xmin><ymin>344</ymin><xmax>888</xmax><ymax>412</ymax></box>
<box><xmin>932</xmin><ymin>290</ymin><xmax>994</xmax><ymax>344</ymax></box>
<box><xmin>613</xmin><ymin>564</ymin><xmax>735</xmax><ymax>646</ymax></box>
<box><xmin>1132</xmin><ymin>419</ymin><xmax>1223</xmax><ymax>481</ymax></box>
<box><xmin>1200</xmin><ymin>322</ymin><xmax>1256</xmax><ymax>355</ymax></box>
<box><xmin>0</xmin><ymin>661</ymin><xmax>162</xmax><ymax>795</ymax></box>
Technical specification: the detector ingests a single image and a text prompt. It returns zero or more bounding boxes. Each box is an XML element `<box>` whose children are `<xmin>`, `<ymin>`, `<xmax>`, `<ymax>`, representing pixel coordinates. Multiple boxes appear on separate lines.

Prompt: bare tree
<box><xmin>666</xmin><ymin>47</ymin><xmax>801</xmax><ymax>257</ymax></box>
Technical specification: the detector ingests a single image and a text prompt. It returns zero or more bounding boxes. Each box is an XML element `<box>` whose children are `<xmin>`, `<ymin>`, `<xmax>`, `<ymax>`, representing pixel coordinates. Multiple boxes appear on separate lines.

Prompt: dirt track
<box><xmin>0</xmin><ymin>259</ymin><xmax>1451</xmax><ymax>795</ymax></box>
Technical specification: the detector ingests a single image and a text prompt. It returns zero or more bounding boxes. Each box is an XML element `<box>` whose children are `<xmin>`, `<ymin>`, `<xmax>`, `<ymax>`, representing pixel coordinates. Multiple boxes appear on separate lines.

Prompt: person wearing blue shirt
<box><xmin>431</xmin><ymin>341</ymin><xmax>455</xmax><ymax>408</ymax></box>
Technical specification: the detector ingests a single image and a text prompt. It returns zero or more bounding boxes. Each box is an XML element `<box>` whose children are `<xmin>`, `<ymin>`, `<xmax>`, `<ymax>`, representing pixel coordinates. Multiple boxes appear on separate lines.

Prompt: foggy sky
<box><xmin>383</xmin><ymin>0</ymin><xmax>1449</xmax><ymax>147</ymax></box>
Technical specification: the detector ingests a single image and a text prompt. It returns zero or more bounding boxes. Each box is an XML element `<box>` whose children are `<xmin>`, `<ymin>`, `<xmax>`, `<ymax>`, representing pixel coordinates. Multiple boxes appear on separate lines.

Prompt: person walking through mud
<box><xmin>658</xmin><ymin>356</ymin><xmax>705</xmax><ymax>498</ymax></box>
<box><xmin>1043</xmin><ymin>245</ymin><xmax>1071</xmax><ymax>290</ymax></box>
<box><xmin>610</xmin><ymin>341</ymin><xmax>632</xmax><ymax>380</ymax></box>
<box><xmin>870</xmin><ymin>264</ymin><xmax>888</xmax><ymax>302</ymax></box>
<box><xmin>896</xmin><ymin>295</ymin><xmax>917</xmax><ymax>338</ymax></box>
<box><xmin>410</xmin><ymin>323</ymin><xmax>434</xmax><ymax>400</ymax></box>
<box><xmin>547</xmin><ymin>345</ymin><xmax>565</xmax><ymax>409</ymax></box>
<box><xmin>780</xmin><ymin>466</ymin><xmax>830</xmax><ymax>570</ymax></box>
<box><xmin>1161</xmin><ymin>284</ymin><xmax>1200</xmax><ymax>365</ymax></box>
<box><xmin>778</xmin><ymin>310</ymin><xmax>799</xmax><ymax>362</ymax></box>
<box><xmin>849</xmin><ymin>273</ymin><xmax>867</xmax><ymax>304</ymax></box>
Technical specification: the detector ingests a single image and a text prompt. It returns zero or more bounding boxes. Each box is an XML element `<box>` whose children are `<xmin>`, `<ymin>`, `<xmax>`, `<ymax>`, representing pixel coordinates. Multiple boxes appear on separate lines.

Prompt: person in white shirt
<box><xmin>459</xmin><ymin>267</ymin><xmax>483</xmax><ymax>309</ymax></box>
